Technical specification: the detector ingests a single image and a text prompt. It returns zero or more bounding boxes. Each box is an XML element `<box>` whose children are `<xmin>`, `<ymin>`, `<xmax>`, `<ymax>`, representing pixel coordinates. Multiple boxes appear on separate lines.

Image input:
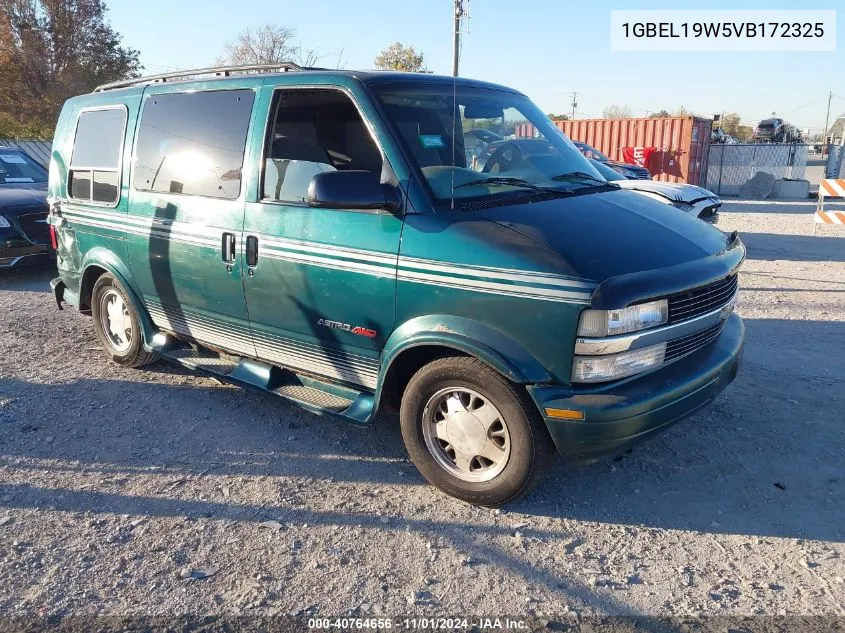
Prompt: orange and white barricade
<box><xmin>814</xmin><ymin>179</ymin><xmax>845</xmax><ymax>233</ymax></box>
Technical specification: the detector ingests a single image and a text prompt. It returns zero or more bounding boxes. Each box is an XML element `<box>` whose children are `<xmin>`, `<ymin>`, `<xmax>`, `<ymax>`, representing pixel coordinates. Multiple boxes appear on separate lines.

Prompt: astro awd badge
<box><xmin>317</xmin><ymin>318</ymin><xmax>377</xmax><ymax>338</ymax></box>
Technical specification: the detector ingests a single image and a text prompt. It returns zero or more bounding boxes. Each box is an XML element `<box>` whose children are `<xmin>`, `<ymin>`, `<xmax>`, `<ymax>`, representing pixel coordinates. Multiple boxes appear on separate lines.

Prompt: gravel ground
<box><xmin>0</xmin><ymin>200</ymin><xmax>843</xmax><ymax>621</ymax></box>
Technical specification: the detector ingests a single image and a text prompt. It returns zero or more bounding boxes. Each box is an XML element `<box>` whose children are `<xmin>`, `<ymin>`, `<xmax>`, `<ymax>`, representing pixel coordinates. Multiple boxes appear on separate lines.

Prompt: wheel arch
<box><xmin>374</xmin><ymin>314</ymin><xmax>551</xmax><ymax>417</ymax></box>
<box><xmin>78</xmin><ymin>249</ymin><xmax>157</xmax><ymax>349</ymax></box>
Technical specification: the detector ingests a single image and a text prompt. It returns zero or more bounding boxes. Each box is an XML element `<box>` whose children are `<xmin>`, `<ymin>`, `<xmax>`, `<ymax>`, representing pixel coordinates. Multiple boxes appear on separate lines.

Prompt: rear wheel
<box><xmin>400</xmin><ymin>356</ymin><xmax>552</xmax><ymax>506</ymax></box>
<box><xmin>91</xmin><ymin>273</ymin><xmax>157</xmax><ymax>368</ymax></box>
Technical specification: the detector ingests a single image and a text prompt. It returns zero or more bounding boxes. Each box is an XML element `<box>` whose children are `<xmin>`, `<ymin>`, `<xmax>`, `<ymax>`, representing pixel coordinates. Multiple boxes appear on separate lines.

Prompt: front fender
<box><xmin>378</xmin><ymin>314</ymin><xmax>552</xmax><ymax>387</ymax></box>
<box><xmin>81</xmin><ymin>248</ymin><xmax>157</xmax><ymax>350</ymax></box>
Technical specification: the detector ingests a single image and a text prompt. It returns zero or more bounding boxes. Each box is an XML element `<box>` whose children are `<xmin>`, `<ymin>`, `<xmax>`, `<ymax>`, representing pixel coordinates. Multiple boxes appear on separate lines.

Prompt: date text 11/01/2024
<box><xmin>307</xmin><ymin>618</ymin><xmax>529</xmax><ymax>630</ymax></box>
<box><xmin>621</xmin><ymin>22</ymin><xmax>825</xmax><ymax>38</ymax></box>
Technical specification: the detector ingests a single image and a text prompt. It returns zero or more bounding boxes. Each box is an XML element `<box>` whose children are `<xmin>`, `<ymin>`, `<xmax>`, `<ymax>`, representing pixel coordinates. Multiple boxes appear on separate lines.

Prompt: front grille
<box><xmin>668</xmin><ymin>274</ymin><xmax>738</xmax><ymax>324</ymax></box>
<box><xmin>665</xmin><ymin>321</ymin><xmax>727</xmax><ymax>361</ymax></box>
<box><xmin>629</xmin><ymin>166</ymin><xmax>651</xmax><ymax>179</ymax></box>
<box><xmin>14</xmin><ymin>208</ymin><xmax>50</xmax><ymax>245</ymax></box>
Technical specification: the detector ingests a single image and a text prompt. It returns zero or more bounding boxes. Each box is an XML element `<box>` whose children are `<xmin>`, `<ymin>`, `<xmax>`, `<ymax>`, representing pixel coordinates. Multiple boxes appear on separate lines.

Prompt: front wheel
<box><xmin>399</xmin><ymin>356</ymin><xmax>552</xmax><ymax>506</ymax></box>
<box><xmin>91</xmin><ymin>273</ymin><xmax>157</xmax><ymax>368</ymax></box>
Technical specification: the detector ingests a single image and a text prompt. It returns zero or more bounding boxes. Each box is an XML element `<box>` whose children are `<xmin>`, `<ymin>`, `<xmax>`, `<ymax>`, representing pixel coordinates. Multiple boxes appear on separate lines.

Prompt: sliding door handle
<box><xmin>221</xmin><ymin>232</ymin><xmax>236</xmax><ymax>263</ymax></box>
<box><xmin>246</xmin><ymin>235</ymin><xmax>258</xmax><ymax>267</ymax></box>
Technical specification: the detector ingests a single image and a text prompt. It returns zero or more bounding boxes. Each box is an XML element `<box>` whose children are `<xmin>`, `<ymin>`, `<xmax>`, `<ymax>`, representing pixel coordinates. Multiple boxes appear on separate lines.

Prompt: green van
<box><xmin>48</xmin><ymin>64</ymin><xmax>744</xmax><ymax>505</ymax></box>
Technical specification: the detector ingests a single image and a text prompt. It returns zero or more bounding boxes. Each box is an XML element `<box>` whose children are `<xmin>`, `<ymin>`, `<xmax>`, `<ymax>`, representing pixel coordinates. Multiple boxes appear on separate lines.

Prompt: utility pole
<box><xmin>822</xmin><ymin>90</ymin><xmax>832</xmax><ymax>144</ymax></box>
<box><xmin>452</xmin><ymin>0</ymin><xmax>464</xmax><ymax>77</ymax></box>
<box><xmin>570</xmin><ymin>92</ymin><xmax>577</xmax><ymax>119</ymax></box>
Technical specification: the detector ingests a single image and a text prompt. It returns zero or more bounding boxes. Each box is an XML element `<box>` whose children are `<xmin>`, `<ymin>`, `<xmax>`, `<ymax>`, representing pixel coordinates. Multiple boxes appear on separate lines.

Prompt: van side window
<box><xmin>133</xmin><ymin>89</ymin><xmax>255</xmax><ymax>200</ymax></box>
<box><xmin>262</xmin><ymin>89</ymin><xmax>383</xmax><ymax>203</ymax></box>
<box><xmin>69</xmin><ymin>107</ymin><xmax>126</xmax><ymax>204</ymax></box>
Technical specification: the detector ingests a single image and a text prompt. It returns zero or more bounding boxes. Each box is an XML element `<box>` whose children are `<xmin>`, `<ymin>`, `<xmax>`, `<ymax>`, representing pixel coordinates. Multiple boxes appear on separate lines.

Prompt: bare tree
<box><xmin>602</xmin><ymin>105</ymin><xmax>633</xmax><ymax>119</ymax></box>
<box><xmin>374</xmin><ymin>42</ymin><xmax>427</xmax><ymax>72</ymax></box>
<box><xmin>217</xmin><ymin>24</ymin><xmax>320</xmax><ymax>67</ymax></box>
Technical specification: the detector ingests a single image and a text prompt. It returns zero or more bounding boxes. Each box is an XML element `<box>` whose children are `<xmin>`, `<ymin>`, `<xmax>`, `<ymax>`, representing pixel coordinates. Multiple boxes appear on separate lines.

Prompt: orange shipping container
<box><xmin>555</xmin><ymin>116</ymin><xmax>712</xmax><ymax>185</ymax></box>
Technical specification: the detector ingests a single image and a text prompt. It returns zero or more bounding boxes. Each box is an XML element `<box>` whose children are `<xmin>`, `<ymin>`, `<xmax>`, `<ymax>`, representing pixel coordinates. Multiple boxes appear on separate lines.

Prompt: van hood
<box><xmin>474</xmin><ymin>187</ymin><xmax>732</xmax><ymax>284</ymax></box>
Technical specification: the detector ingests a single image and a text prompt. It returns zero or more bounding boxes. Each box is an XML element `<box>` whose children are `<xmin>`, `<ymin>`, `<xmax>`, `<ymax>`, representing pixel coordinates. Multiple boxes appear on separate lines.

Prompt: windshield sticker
<box><xmin>419</xmin><ymin>135</ymin><xmax>445</xmax><ymax>149</ymax></box>
<box><xmin>0</xmin><ymin>154</ymin><xmax>28</xmax><ymax>164</ymax></box>
<box><xmin>4</xmin><ymin>177</ymin><xmax>34</xmax><ymax>183</ymax></box>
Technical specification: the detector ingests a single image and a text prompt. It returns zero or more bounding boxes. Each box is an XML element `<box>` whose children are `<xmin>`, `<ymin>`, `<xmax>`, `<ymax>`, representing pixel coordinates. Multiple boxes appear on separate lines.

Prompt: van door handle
<box><xmin>246</xmin><ymin>235</ymin><xmax>258</xmax><ymax>267</ymax></box>
<box><xmin>221</xmin><ymin>232</ymin><xmax>236</xmax><ymax>263</ymax></box>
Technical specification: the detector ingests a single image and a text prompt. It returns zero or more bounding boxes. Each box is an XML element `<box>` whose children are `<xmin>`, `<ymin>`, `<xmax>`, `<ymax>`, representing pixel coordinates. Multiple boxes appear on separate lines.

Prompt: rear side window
<box><xmin>133</xmin><ymin>89</ymin><xmax>255</xmax><ymax>199</ymax></box>
<box><xmin>69</xmin><ymin>107</ymin><xmax>126</xmax><ymax>204</ymax></box>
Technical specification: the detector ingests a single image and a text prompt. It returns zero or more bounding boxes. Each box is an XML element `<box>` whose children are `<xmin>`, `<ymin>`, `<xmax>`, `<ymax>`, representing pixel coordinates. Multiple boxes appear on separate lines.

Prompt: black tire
<box><xmin>91</xmin><ymin>273</ymin><xmax>157</xmax><ymax>368</ymax></box>
<box><xmin>399</xmin><ymin>356</ymin><xmax>552</xmax><ymax>506</ymax></box>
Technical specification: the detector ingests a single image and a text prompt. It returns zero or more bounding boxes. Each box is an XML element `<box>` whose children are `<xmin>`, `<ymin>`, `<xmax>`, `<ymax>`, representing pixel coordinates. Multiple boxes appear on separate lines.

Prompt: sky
<box><xmin>106</xmin><ymin>0</ymin><xmax>844</xmax><ymax>134</ymax></box>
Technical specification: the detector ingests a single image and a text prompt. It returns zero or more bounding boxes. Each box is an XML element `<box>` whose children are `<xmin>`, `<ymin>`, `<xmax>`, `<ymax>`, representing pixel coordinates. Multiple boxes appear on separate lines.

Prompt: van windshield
<box><xmin>373</xmin><ymin>84</ymin><xmax>606</xmax><ymax>206</ymax></box>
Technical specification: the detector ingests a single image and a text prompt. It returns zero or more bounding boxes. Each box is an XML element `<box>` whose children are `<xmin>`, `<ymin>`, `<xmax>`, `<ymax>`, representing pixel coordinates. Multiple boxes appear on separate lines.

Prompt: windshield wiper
<box><xmin>551</xmin><ymin>172</ymin><xmax>611</xmax><ymax>186</ymax></box>
<box><xmin>453</xmin><ymin>177</ymin><xmax>562</xmax><ymax>192</ymax></box>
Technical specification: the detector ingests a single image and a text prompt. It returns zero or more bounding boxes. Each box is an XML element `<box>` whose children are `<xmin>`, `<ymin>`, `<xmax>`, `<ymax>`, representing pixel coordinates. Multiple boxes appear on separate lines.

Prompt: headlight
<box><xmin>577</xmin><ymin>299</ymin><xmax>668</xmax><ymax>337</ymax></box>
<box><xmin>0</xmin><ymin>216</ymin><xmax>10</xmax><ymax>228</ymax></box>
<box><xmin>572</xmin><ymin>342</ymin><xmax>666</xmax><ymax>383</ymax></box>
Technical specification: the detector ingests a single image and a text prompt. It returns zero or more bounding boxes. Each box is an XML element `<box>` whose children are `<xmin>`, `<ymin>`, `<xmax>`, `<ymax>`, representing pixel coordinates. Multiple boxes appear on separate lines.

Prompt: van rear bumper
<box><xmin>528</xmin><ymin>313</ymin><xmax>744</xmax><ymax>461</ymax></box>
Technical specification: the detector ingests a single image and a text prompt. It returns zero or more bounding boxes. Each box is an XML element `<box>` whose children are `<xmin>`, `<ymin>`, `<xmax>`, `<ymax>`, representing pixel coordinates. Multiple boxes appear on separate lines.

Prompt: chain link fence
<box><xmin>825</xmin><ymin>145</ymin><xmax>844</xmax><ymax>179</ymax></box>
<box><xmin>705</xmin><ymin>143</ymin><xmax>810</xmax><ymax>196</ymax></box>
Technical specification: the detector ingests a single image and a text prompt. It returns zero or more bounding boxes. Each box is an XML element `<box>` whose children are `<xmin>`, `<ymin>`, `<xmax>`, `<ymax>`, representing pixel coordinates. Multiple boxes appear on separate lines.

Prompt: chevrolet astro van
<box><xmin>48</xmin><ymin>64</ymin><xmax>744</xmax><ymax>505</ymax></box>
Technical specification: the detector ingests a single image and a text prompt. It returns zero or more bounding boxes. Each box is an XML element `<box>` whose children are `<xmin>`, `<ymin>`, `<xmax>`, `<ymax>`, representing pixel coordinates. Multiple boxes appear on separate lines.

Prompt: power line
<box><xmin>782</xmin><ymin>95</ymin><xmax>828</xmax><ymax>115</ymax></box>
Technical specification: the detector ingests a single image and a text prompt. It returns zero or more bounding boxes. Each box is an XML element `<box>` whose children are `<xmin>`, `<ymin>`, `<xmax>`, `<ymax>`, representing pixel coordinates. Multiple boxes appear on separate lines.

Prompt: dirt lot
<box><xmin>1</xmin><ymin>200</ymin><xmax>843</xmax><ymax>621</ymax></box>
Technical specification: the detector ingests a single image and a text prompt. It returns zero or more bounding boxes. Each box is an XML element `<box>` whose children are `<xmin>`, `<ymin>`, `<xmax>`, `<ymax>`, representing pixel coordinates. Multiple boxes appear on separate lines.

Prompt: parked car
<box><xmin>571</xmin><ymin>141</ymin><xmax>652</xmax><ymax>179</ymax></box>
<box><xmin>0</xmin><ymin>147</ymin><xmax>52</xmax><ymax>269</ymax></box>
<box><xmin>589</xmin><ymin>159</ymin><xmax>720</xmax><ymax>224</ymax></box>
<box><xmin>754</xmin><ymin>118</ymin><xmax>801</xmax><ymax>143</ymax></box>
<box><xmin>48</xmin><ymin>64</ymin><xmax>744</xmax><ymax>505</ymax></box>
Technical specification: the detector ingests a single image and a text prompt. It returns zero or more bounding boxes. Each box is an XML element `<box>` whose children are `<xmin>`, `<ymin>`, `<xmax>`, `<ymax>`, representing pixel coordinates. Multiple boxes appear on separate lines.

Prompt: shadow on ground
<box><xmin>741</xmin><ymin>232</ymin><xmax>845</xmax><ymax>262</ymax></box>
<box><xmin>0</xmin><ymin>264</ymin><xmax>54</xmax><ymax>293</ymax></box>
<box><xmin>1</xmin><ymin>315</ymin><xmax>843</xmax><ymax>546</ymax></box>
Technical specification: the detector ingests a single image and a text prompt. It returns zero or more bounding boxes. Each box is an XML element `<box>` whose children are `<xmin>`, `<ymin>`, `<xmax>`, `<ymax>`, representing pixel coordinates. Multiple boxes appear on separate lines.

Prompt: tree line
<box><xmin>0</xmin><ymin>0</ymin><xmax>429</xmax><ymax>140</ymax></box>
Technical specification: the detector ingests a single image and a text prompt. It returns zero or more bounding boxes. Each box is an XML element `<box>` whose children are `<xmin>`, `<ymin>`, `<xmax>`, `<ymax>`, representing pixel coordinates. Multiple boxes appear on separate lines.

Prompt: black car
<box><xmin>571</xmin><ymin>141</ymin><xmax>652</xmax><ymax>180</ymax></box>
<box><xmin>754</xmin><ymin>118</ymin><xmax>801</xmax><ymax>143</ymax></box>
<box><xmin>0</xmin><ymin>148</ymin><xmax>52</xmax><ymax>269</ymax></box>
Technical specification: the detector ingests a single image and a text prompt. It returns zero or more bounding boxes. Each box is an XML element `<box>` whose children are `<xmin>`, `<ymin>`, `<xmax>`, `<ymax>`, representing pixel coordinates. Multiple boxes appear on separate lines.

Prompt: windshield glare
<box><xmin>0</xmin><ymin>150</ymin><xmax>47</xmax><ymax>185</ymax></box>
<box><xmin>374</xmin><ymin>85</ymin><xmax>606</xmax><ymax>203</ymax></box>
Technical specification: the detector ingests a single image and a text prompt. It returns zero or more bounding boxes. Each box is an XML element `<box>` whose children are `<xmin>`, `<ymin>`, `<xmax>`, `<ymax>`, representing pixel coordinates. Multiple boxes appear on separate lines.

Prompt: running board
<box><xmin>151</xmin><ymin>334</ymin><xmax>374</xmax><ymax>424</ymax></box>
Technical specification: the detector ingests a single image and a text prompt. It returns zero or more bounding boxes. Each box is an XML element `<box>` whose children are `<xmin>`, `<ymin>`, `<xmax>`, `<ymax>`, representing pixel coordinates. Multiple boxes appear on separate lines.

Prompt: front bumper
<box><xmin>0</xmin><ymin>235</ymin><xmax>52</xmax><ymax>268</ymax></box>
<box><xmin>529</xmin><ymin>312</ymin><xmax>744</xmax><ymax>461</ymax></box>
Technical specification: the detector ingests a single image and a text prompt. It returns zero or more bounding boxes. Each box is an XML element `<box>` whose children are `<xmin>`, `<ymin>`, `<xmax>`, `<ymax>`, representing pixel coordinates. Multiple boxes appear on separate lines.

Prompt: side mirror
<box><xmin>307</xmin><ymin>170</ymin><xmax>401</xmax><ymax>213</ymax></box>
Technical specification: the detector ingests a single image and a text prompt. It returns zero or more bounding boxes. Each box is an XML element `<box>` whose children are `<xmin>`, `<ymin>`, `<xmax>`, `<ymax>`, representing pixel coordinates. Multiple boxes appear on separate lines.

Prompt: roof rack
<box><xmin>93</xmin><ymin>63</ymin><xmax>312</xmax><ymax>92</ymax></box>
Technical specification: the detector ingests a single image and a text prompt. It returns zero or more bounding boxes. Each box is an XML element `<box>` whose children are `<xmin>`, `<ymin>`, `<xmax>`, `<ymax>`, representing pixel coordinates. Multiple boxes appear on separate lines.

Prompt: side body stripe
<box><xmin>63</xmin><ymin>205</ymin><xmax>597</xmax><ymax>302</ymax></box>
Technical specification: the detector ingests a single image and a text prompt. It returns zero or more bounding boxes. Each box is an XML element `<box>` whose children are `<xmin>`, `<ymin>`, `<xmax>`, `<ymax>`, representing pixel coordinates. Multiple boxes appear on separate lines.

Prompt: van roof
<box><xmin>93</xmin><ymin>63</ymin><xmax>521</xmax><ymax>96</ymax></box>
